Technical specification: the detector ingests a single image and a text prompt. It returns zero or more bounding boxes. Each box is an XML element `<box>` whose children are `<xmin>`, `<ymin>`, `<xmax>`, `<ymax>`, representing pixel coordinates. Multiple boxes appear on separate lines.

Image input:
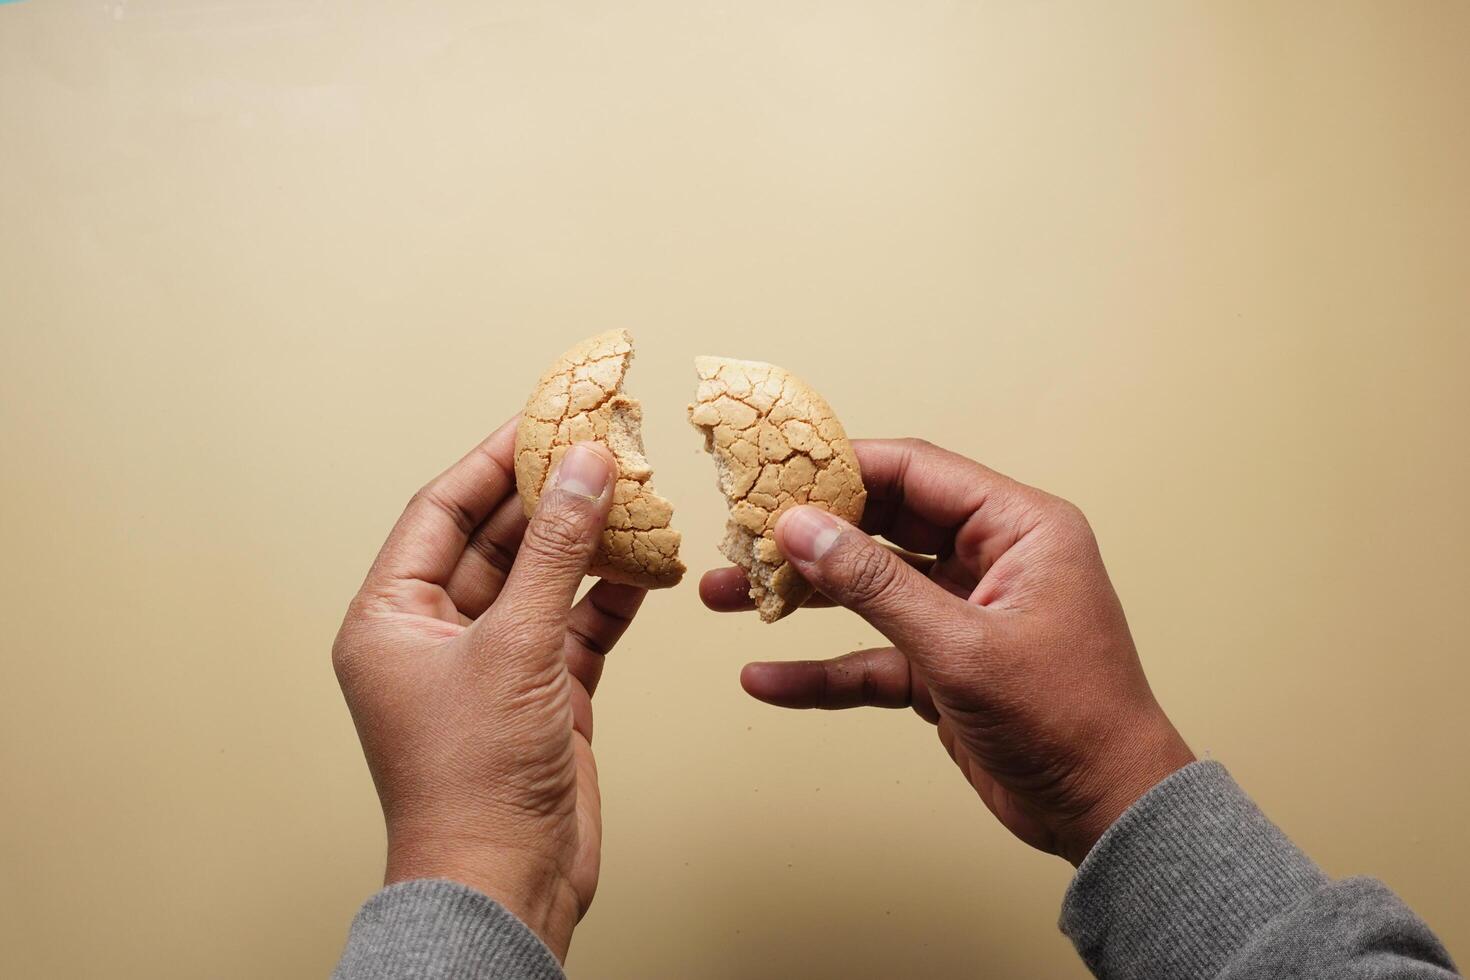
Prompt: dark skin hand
<box><xmin>701</xmin><ymin>438</ymin><xmax>1195</xmax><ymax>865</ymax></box>
<box><xmin>334</xmin><ymin>424</ymin><xmax>1189</xmax><ymax>965</ymax></box>
<box><xmin>333</xmin><ymin>418</ymin><xmax>637</xmax><ymax>960</ymax></box>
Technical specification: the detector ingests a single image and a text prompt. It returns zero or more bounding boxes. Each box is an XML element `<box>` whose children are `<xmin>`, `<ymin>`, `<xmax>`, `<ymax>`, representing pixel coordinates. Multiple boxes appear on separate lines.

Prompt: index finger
<box><xmin>852</xmin><ymin>438</ymin><xmax>1041</xmax><ymax>566</ymax></box>
<box><xmin>698</xmin><ymin>548</ymin><xmax>939</xmax><ymax>612</ymax></box>
<box><xmin>363</xmin><ymin>415</ymin><xmax>521</xmax><ymax>592</ymax></box>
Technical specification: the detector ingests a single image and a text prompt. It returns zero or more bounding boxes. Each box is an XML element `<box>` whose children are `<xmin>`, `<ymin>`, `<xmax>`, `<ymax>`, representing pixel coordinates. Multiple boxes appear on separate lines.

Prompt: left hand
<box><xmin>332</xmin><ymin>417</ymin><xmax>642</xmax><ymax>960</ymax></box>
<box><xmin>699</xmin><ymin>438</ymin><xmax>1193</xmax><ymax>866</ymax></box>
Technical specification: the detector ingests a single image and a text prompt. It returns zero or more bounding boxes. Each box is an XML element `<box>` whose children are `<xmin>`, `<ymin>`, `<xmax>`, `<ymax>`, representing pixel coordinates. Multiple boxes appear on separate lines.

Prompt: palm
<box><xmin>389</xmin><ymin>575</ymin><xmax>608</xmax><ymax>918</ymax></box>
<box><xmin>338</xmin><ymin>419</ymin><xmax>645</xmax><ymax>958</ymax></box>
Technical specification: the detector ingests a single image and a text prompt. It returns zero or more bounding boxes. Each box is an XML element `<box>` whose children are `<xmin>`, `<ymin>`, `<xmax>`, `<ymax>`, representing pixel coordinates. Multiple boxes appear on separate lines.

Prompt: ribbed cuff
<box><xmin>1059</xmin><ymin>761</ymin><xmax>1327</xmax><ymax>980</ymax></box>
<box><xmin>332</xmin><ymin>879</ymin><xmax>565</xmax><ymax>980</ymax></box>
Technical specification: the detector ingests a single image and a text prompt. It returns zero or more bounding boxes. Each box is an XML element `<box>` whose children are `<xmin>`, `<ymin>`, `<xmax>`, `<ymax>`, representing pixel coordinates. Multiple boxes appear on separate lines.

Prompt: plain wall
<box><xmin>1</xmin><ymin>2</ymin><xmax>1466</xmax><ymax>976</ymax></box>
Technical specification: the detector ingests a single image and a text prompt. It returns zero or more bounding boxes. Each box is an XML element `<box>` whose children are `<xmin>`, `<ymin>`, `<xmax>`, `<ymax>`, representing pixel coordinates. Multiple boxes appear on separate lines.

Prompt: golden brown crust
<box><xmin>689</xmin><ymin>355</ymin><xmax>866</xmax><ymax>621</ymax></box>
<box><xmin>515</xmin><ymin>330</ymin><xmax>684</xmax><ymax>589</ymax></box>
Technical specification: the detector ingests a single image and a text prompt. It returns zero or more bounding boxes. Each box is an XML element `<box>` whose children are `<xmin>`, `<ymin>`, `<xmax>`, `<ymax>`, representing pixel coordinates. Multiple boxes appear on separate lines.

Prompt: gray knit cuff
<box><xmin>332</xmin><ymin>879</ymin><xmax>566</xmax><ymax>980</ymax></box>
<box><xmin>1059</xmin><ymin>761</ymin><xmax>1328</xmax><ymax>980</ymax></box>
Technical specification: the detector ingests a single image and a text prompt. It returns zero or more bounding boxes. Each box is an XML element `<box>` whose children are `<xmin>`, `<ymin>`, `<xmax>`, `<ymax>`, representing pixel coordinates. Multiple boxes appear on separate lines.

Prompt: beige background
<box><xmin>2</xmin><ymin>2</ymin><xmax>1467</xmax><ymax>977</ymax></box>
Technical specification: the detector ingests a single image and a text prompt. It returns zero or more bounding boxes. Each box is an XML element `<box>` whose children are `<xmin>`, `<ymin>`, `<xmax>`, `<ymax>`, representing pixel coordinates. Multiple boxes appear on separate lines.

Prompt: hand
<box><xmin>700</xmin><ymin>438</ymin><xmax>1195</xmax><ymax>865</ymax></box>
<box><xmin>332</xmin><ymin>419</ymin><xmax>642</xmax><ymax>959</ymax></box>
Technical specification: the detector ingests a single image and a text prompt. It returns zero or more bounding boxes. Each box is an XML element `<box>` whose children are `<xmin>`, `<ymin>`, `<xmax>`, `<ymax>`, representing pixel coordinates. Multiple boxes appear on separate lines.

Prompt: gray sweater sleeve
<box><xmin>331</xmin><ymin>763</ymin><xmax>1456</xmax><ymax>979</ymax></box>
<box><xmin>1060</xmin><ymin>760</ymin><xmax>1459</xmax><ymax>979</ymax></box>
<box><xmin>332</xmin><ymin>879</ymin><xmax>565</xmax><ymax>980</ymax></box>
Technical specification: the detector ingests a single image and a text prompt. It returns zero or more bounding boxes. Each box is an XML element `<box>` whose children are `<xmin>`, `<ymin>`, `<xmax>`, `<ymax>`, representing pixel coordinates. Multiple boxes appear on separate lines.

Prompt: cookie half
<box><xmin>515</xmin><ymin>330</ymin><xmax>685</xmax><ymax>589</ymax></box>
<box><xmin>689</xmin><ymin>355</ymin><xmax>866</xmax><ymax>622</ymax></box>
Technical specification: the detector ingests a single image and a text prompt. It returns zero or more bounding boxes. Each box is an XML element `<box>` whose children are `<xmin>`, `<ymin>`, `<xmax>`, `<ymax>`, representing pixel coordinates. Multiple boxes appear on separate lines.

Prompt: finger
<box><xmin>563</xmin><ymin>580</ymin><xmax>646</xmax><ymax>699</ymax></box>
<box><xmin>699</xmin><ymin>565</ymin><xmax>838</xmax><ymax>611</ymax></box>
<box><xmin>475</xmin><ymin>442</ymin><xmax>616</xmax><ymax>660</ymax></box>
<box><xmin>775</xmin><ymin>505</ymin><xmax>983</xmax><ymax>657</ymax></box>
<box><xmin>852</xmin><ymin>438</ymin><xmax>1043</xmax><ymax>576</ymax></box>
<box><xmin>740</xmin><ymin>647</ymin><xmax>939</xmax><ymax>722</ymax></box>
<box><xmin>365</xmin><ymin>416</ymin><xmax>520</xmax><ymax>594</ymax></box>
<box><xmin>698</xmin><ymin>548</ymin><xmax>937</xmax><ymax>612</ymax></box>
<box><xmin>569</xmin><ymin>682</ymin><xmax>595</xmax><ymax>745</ymax></box>
<box><xmin>699</xmin><ymin>565</ymin><xmax>767</xmax><ymax>611</ymax></box>
<box><xmin>442</xmin><ymin>493</ymin><xmax>529</xmax><ymax>620</ymax></box>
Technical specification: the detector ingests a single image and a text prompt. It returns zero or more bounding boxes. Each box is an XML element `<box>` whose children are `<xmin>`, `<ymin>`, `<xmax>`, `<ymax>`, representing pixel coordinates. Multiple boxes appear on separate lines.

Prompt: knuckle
<box><xmin>834</xmin><ymin>543</ymin><xmax>902</xmax><ymax>608</ymax></box>
<box><xmin>329</xmin><ymin>636</ymin><xmax>351</xmax><ymax>678</ymax></box>
<box><xmin>526</xmin><ymin>502</ymin><xmax>592</xmax><ymax>556</ymax></box>
<box><xmin>331</xmin><ymin>594</ymin><xmax>381</xmax><ymax>676</ymax></box>
<box><xmin>406</xmin><ymin>483</ymin><xmax>433</xmax><ymax>514</ymax></box>
<box><xmin>813</xmin><ymin>659</ymin><xmax>832</xmax><ymax>707</ymax></box>
<box><xmin>330</xmin><ymin>629</ymin><xmax>362</xmax><ymax>684</ymax></box>
<box><xmin>466</xmin><ymin>528</ymin><xmax>517</xmax><ymax>577</ymax></box>
<box><xmin>899</xmin><ymin>436</ymin><xmax>936</xmax><ymax>453</ymax></box>
<box><xmin>1049</xmin><ymin>497</ymin><xmax>1093</xmax><ymax>537</ymax></box>
<box><xmin>409</xmin><ymin>483</ymin><xmax>476</xmax><ymax>539</ymax></box>
<box><xmin>857</xmin><ymin>656</ymin><xmax>882</xmax><ymax>706</ymax></box>
<box><xmin>566</xmin><ymin>622</ymin><xmax>611</xmax><ymax>658</ymax></box>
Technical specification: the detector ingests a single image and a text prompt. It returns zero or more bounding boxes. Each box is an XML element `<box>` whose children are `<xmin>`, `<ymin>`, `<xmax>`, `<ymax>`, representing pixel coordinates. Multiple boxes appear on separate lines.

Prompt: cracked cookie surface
<box><xmin>689</xmin><ymin>355</ymin><xmax>866</xmax><ymax>622</ymax></box>
<box><xmin>515</xmin><ymin>329</ymin><xmax>685</xmax><ymax>589</ymax></box>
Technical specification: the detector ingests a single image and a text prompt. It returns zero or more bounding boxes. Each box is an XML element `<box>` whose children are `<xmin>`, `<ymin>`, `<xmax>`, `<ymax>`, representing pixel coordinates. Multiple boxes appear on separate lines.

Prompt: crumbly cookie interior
<box><xmin>689</xmin><ymin>355</ymin><xmax>865</xmax><ymax>622</ymax></box>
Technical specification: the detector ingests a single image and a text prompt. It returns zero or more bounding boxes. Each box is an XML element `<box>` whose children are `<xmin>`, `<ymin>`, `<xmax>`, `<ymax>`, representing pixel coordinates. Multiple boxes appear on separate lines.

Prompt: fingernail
<box><xmin>779</xmin><ymin>506</ymin><xmax>844</xmax><ymax>563</ymax></box>
<box><xmin>551</xmin><ymin>444</ymin><xmax>610</xmax><ymax>499</ymax></box>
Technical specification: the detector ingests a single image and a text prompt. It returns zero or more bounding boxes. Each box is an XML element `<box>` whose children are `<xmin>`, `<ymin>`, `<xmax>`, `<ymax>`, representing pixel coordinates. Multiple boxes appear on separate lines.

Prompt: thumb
<box><xmin>775</xmin><ymin>504</ymin><xmax>979</xmax><ymax>654</ymax></box>
<box><xmin>479</xmin><ymin>442</ymin><xmax>616</xmax><ymax>655</ymax></box>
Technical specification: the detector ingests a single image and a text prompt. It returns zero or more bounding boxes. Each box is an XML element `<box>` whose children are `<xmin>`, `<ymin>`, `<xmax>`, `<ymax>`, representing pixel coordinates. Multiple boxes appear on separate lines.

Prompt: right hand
<box><xmin>700</xmin><ymin>438</ymin><xmax>1195</xmax><ymax>866</ymax></box>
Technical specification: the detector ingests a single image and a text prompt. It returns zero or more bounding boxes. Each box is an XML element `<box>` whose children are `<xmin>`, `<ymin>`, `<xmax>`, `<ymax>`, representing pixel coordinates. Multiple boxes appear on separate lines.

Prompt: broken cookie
<box><xmin>515</xmin><ymin>330</ymin><xmax>685</xmax><ymax>589</ymax></box>
<box><xmin>689</xmin><ymin>355</ymin><xmax>866</xmax><ymax>622</ymax></box>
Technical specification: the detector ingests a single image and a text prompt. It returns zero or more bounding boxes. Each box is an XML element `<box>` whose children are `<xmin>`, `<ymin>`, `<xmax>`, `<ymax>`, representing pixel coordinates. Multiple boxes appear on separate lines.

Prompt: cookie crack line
<box><xmin>514</xmin><ymin>330</ymin><xmax>684</xmax><ymax>590</ymax></box>
<box><xmin>523</xmin><ymin>351</ymin><xmax>633</xmax><ymax>475</ymax></box>
<box><xmin>512</xmin><ymin>334</ymin><xmax>863</xmax><ymax>606</ymax></box>
<box><xmin>533</xmin><ymin>352</ymin><xmax>630</xmax><ymax>419</ymax></box>
<box><xmin>689</xmin><ymin>354</ymin><xmax>866</xmax><ymax>622</ymax></box>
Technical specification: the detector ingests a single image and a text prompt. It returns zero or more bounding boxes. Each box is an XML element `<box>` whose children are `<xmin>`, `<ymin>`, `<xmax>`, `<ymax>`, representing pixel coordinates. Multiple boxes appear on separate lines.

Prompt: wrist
<box><xmin>1056</xmin><ymin>715</ymin><xmax>1195</xmax><ymax>866</ymax></box>
<box><xmin>384</xmin><ymin>833</ymin><xmax>580</xmax><ymax>960</ymax></box>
